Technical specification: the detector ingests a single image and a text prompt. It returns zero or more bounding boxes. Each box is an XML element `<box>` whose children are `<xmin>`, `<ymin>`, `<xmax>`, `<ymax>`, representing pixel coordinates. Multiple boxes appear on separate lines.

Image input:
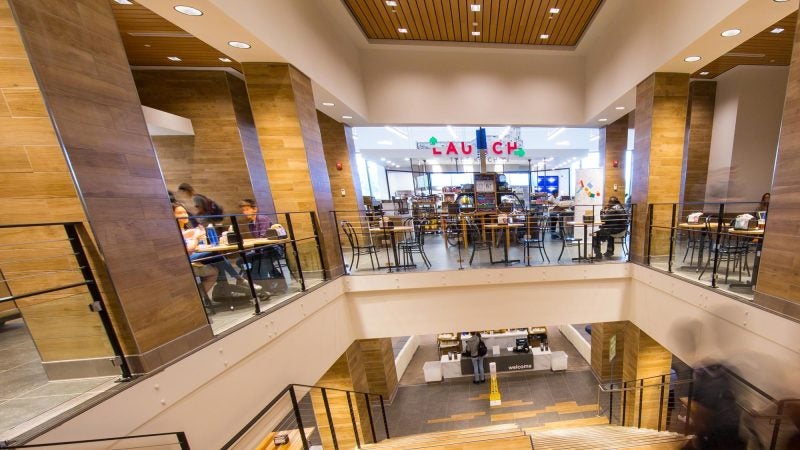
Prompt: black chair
<box><xmin>557</xmin><ymin>221</ymin><xmax>583</xmax><ymax>261</ymax></box>
<box><xmin>698</xmin><ymin>217</ymin><xmax>750</xmax><ymax>282</ymax></box>
<box><xmin>341</xmin><ymin>221</ymin><xmax>378</xmax><ymax>271</ymax></box>
<box><xmin>521</xmin><ymin>215</ymin><xmax>550</xmax><ymax>264</ymax></box>
<box><xmin>467</xmin><ymin>220</ymin><xmax>493</xmax><ymax>265</ymax></box>
<box><xmin>399</xmin><ymin>219</ymin><xmax>431</xmax><ymax>268</ymax></box>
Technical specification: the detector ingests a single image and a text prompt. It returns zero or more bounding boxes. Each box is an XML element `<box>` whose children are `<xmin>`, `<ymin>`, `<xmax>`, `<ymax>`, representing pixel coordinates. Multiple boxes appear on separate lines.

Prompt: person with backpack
<box><xmin>464</xmin><ymin>331</ymin><xmax>487</xmax><ymax>384</ymax></box>
<box><xmin>177</xmin><ymin>183</ymin><xmax>223</xmax><ymax>226</ymax></box>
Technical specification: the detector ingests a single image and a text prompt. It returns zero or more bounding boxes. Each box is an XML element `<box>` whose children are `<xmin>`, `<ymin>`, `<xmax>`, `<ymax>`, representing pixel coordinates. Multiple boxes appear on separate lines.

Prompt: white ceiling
<box><xmin>354</xmin><ymin>126</ymin><xmax>600</xmax><ymax>170</ymax></box>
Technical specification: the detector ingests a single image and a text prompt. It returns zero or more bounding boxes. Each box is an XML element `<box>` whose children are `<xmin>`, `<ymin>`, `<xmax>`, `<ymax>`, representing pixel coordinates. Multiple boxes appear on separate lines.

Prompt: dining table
<box><xmin>676</xmin><ymin>222</ymin><xmax>724</xmax><ymax>271</ymax></box>
<box><xmin>484</xmin><ymin>222</ymin><xmax>524</xmax><ymax>265</ymax></box>
<box><xmin>567</xmin><ymin>221</ymin><xmax>603</xmax><ymax>262</ymax></box>
<box><xmin>368</xmin><ymin>225</ymin><xmax>415</xmax><ymax>272</ymax></box>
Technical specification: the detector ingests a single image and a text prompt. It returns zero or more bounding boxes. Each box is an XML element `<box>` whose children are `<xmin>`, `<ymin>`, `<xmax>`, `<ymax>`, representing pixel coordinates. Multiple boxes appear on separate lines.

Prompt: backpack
<box><xmin>477</xmin><ymin>339</ymin><xmax>488</xmax><ymax>357</ymax></box>
<box><xmin>197</xmin><ymin>194</ymin><xmax>223</xmax><ymax>216</ymax></box>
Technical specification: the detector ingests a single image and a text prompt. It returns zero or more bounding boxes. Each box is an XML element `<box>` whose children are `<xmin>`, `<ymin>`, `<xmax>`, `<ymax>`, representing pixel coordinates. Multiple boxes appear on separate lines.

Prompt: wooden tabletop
<box><xmin>678</xmin><ymin>222</ymin><xmax>719</xmax><ymax>229</ymax></box>
<box><xmin>484</xmin><ymin>223</ymin><xmax>524</xmax><ymax>229</ymax></box>
<box><xmin>197</xmin><ymin>237</ymin><xmax>288</xmax><ymax>253</ymax></box>
<box><xmin>369</xmin><ymin>226</ymin><xmax>413</xmax><ymax>233</ymax></box>
<box><xmin>728</xmin><ymin>228</ymin><xmax>764</xmax><ymax>236</ymax></box>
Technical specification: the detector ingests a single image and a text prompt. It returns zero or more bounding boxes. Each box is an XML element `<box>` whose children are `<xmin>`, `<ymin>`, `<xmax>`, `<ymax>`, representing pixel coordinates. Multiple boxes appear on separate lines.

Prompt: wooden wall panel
<box><xmin>621</xmin><ymin>323</ymin><xmax>672</xmax><ymax>430</ymax></box>
<box><xmin>755</xmin><ymin>12</ymin><xmax>800</xmax><ymax>316</ymax></box>
<box><xmin>9</xmin><ymin>0</ymin><xmax>211</xmax><ymax>374</ymax></box>
<box><xmin>243</xmin><ymin>63</ymin><xmax>344</xmax><ymax>278</ymax></box>
<box><xmin>133</xmin><ymin>70</ymin><xmax>258</xmax><ymax>214</ymax></box>
<box><xmin>680</xmin><ymin>81</ymin><xmax>716</xmax><ymax>204</ymax></box>
<box><xmin>358</xmin><ymin>338</ymin><xmax>398</xmax><ymax>401</ymax></box>
<box><xmin>600</xmin><ymin>115</ymin><xmax>628</xmax><ymax>202</ymax></box>
<box><xmin>590</xmin><ymin>321</ymin><xmax>625</xmax><ymax>384</ymax></box>
<box><xmin>631</xmin><ymin>73</ymin><xmax>689</xmax><ymax>262</ymax></box>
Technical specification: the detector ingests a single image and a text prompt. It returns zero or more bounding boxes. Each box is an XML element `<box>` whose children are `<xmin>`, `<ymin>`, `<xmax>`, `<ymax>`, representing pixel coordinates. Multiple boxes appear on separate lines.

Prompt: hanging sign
<box><xmin>417</xmin><ymin>128</ymin><xmax>524</xmax><ymax>157</ymax></box>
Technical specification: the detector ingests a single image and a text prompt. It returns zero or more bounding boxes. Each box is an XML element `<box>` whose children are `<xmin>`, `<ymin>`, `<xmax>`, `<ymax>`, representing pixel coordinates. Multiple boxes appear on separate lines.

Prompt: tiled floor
<box><xmin>389</xmin><ymin>326</ymin><xmax>598</xmax><ymax>437</ymax></box>
<box><xmin>0</xmin><ymin>319</ymin><xmax>117</xmax><ymax>441</ymax></box>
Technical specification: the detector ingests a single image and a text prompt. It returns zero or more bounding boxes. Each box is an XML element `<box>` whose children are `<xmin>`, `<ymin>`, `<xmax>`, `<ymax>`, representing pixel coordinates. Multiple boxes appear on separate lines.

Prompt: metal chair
<box><xmin>521</xmin><ymin>214</ymin><xmax>550</xmax><ymax>264</ymax></box>
<box><xmin>557</xmin><ymin>222</ymin><xmax>583</xmax><ymax>261</ymax></box>
<box><xmin>468</xmin><ymin>219</ymin><xmax>493</xmax><ymax>265</ymax></box>
<box><xmin>341</xmin><ymin>220</ymin><xmax>378</xmax><ymax>271</ymax></box>
<box><xmin>399</xmin><ymin>219</ymin><xmax>431</xmax><ymax>268</ymax></box>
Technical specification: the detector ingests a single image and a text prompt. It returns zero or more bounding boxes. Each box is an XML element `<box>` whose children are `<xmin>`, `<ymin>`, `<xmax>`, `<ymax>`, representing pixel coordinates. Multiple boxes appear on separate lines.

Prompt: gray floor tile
<box><xmin>0</xmin><ymin>362</ymin><xmax>48</xmax><ymax>400</ymax></box>
<box><xmin>0</xmin><ymin>394</ymin><xmax>77</xmax><ymax>432</ymax></box>
<box><xmin>19</xmin><ymin>378</ymin><xmax>113</xmax><ymax>398</ymax></box>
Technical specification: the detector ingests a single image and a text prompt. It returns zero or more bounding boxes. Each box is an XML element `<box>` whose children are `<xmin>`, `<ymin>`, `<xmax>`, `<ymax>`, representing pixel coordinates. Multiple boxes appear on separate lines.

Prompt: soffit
<box><xmin>109</xmin><ymin>1</ymin><xmax>242</xmax><ymax>71</ymax></box>
<box><xmin>694</xmin><ymin>11</ymin><xmax>797</xmax><ymax>79</ymax></box>
<box><xmin>341</xmin><ymin>0</ymin><xmax>603</xmax><ymax>47</ymax></box>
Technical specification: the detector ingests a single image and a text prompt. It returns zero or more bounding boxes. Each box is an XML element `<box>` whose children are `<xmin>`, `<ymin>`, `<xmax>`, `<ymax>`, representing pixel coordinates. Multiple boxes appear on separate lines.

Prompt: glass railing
<box><xmin>645</xmin><ymin>201</ymin><xmax>766</xmax><ymax>302</ymax></box>
<box><xmin>174</xmin><ymin>212</ymin><xmax>328</xmax><ymax>334</ymax></box>
<box><xmin>332</xmin><ymin>204</ymin><xmax>633</xmax><ymax>274</ymax></box>
<box><xmin>221</xmin><ymin>384</ymin><xmax>389</xmax><ymax>450</ymax></box>
<box><xmin>1</xmin><ymin>431</ymin><xmax>189</xmax><ymax>449</ymax></box>
<box><xmin>597</xmin><ymin>366</ymin><xmax>798</xmax><ymax>449</ymax></box>
<box><xmin>0</xmin><ymin>223</ymin><xmax>127</xmax><ymax>439</ymax></box>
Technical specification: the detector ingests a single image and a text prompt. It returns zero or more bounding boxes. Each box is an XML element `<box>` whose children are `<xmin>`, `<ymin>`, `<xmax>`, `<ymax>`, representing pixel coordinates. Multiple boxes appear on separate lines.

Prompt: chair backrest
<box><xmin>341</xmin><ymin>221</ymin><xmax>358</xmax><ymax>248</ymax></box>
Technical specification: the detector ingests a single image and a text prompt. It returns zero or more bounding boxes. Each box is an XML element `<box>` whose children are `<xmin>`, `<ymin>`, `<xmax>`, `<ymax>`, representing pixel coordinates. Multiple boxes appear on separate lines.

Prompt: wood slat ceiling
<box><xmin>694</xmin><ymin>11</ymin><xmax>797</xmax><ymax>79</ymax></box>
<box><xmin>342</xmin><ymin>0</ymin><xmax>603</xmax><ymax>46</ymax></box>
<box><xmin>109</xmin><ymin>1</ymin><xmax>241</xmax><ymax>71</ymax></box>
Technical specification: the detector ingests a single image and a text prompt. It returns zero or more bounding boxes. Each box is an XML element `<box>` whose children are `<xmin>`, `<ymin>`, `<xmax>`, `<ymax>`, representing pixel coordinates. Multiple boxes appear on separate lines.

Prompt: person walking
<box><xmin>464</xmin><ymin>332</ymin><xmax>486</xmax><ymax>384</ymax></box>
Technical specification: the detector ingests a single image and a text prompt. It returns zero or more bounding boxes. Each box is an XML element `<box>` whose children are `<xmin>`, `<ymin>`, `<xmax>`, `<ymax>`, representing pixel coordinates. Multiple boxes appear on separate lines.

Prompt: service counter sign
<box><xmin>416</xmin><ymin>128</ymin><xmax>524</xmax><ymax>158</ymax></box>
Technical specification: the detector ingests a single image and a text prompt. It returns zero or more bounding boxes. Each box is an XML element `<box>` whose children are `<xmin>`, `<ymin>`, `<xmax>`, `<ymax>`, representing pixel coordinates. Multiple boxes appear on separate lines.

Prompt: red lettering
<box><xmin>432</xmin><ymin>147</ymin><xmax>442</xmax><ymax>155</ymax></box>
<box><xmin>446</xmin><ymin>142</ymin><xmax>458</xmax><ymax>155</ymax></box>
<box><xmin>492</xmin><ymin>141</ymin><xmax>503</xmax><ymax>155</ymax></box>
<box><xmin>506</xmin><ymin>142</ymin><xmax>518</xmax><ymax>154</ymax></box>
<box><xmin>463</xmin><ymin>144</ymin><xmax>473</xmax><ymax>155</ymax></box>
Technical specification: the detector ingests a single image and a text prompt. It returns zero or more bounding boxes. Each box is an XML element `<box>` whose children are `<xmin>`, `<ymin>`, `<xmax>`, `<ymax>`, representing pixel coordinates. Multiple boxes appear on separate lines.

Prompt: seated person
<box><xmin>174</xmin><ymin>203</ymin><xmax>260</xmax><ymax>291</ymax></box>
<box><xmin>239</xmin><ymin>199</ymin><xmax>284</xmax><ymax>278</ymax></box>
<box><xmin>174</xmin><ymin>204</ymin><xmax>218</xmax><ymax>300</ymax></box>
<box><xmin>592</xmin><ymin>196</ymin><xmax>628</xmax><ymax>259</ymax></box>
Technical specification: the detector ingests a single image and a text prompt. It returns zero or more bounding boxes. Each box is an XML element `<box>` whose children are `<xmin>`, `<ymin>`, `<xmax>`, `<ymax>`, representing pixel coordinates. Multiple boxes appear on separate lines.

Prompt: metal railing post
<box><xmin>284</xmin><ymin>213</ymin><xmax>306</xmax><ymax>291</ymax></box>
<box><xmin>332</xmin><ymin>211</ymin><xmax>347</xmax><ymax>274</ymax></box>
<box><xmin>622</xmin><ymin>380</ymin><xmax>628</xmax><ymax>425</ymax></box>
<box><xmin>380</xmin><ymin>395</ymin><xmax>390</xmax><ymax>439</ymax></box>
<box><xmin>668</xmin><ymin>204</ymin><xmax>677</xmax><ymax>273</ymax></box>
<box><xmin>637</xmin><ymin>379</ymin><xmax>644</xmax><ymax>428</ymax></box>
<box><xmin>769</xmin><ymin>401</ymin><xmax>784</xmax><ymax>450</ymax></box>
<box><xmin>658</xmin><ymin>375</ymin><xmax>666</xmax><ymax>431</ymax></box>
<box><xmin>711</xmin><ymin>204</ymin><xmax>725</xmax><ymax>288</ymax></box>
<box><xmin>346</xmin><ymin>391</ymin><xmax>361</xmax><ymax>449</ymax></box>
<box><xmin>684</xmin><ymin>382</ymin><xmax>694</xmax><ymax>436</ymax></box>
<box><xmin>63</xmin><ymin>224</ymin><xmax>133</xmax><ymax>380</ymax></box>
<box><xmin>289</xmin><ymin>386</ymin><xmax>310</xmax><ymax>450</ymax></box>
<box><xmin>310</xmin><ymin>211</ymin><xmax>327</xmax><ymax>280</ymax></box>
<box><xmin>321</xmin><ymin>388</ymin><xmax>339</xmax><ymax>450</ymax></box>
<box><xmin>608</xmin><ymin>389</ymin><xmax>614</xmax><ymax>424</ymax></box>
<box><xmin>365</xmin><ymin>393</ymin><xmax>377</xmax><ymax>443</ymax></box>
<box><xmin>230</xmin><ymin>215</ymin><xmax>260</xmax><ymax>315</ymax></box>
<box><xmin>176</xmin><ymin>432</ymin><xmax>191</xmax><ymax>450</ymax></box>
<box><xmin>646</xmin><ymin>204</ymin><xmax>654</xmax><ymax>265</ymax></box>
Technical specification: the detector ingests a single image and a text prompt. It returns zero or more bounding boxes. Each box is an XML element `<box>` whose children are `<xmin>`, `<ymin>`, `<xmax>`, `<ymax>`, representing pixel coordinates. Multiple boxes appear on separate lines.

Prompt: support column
<box><xmin>621</xmin><ymin>323</ymin><xmax>672</xmax><ymax>430</ymax></box>
<box><xmin>243</xmin><ymin>63</ymin><xmax>344</xmax><ymax>278</ymax></box>
<box><xmin>9</xmin><ymin>0</ymin><xmax>212</xmax><ymax>374</ymax></box>
<box><xmin>755</xmin><ymin>11</ymin><xmax>800</xmax><ymax>318</ymax></box>
<box><xmin>630</xmin><ymin>73</ymin><xmax>690</xmax><ymax>263</ymax></box>
<box><xmin>600</xmin><ymin>115</ymin><xmax>628</xmax><ymax>201</ymax></box>
<box><xmin>680</xmin><ymin>81</ymin><xmax>716</xmax><ymax>204</ymax></box>
<box><xmin>132</xmin><ymin>70</ymin><xmax>274</xmax><ymax>213</ymax></box>
<box><xmin>590</xmin><ymin>321</ymin><xmax>626</xmax><ymax>384</ymax></box>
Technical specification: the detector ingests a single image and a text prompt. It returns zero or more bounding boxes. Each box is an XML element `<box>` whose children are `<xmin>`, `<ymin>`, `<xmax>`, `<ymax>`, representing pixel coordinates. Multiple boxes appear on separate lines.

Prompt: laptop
<box><xmin>264</xmin><ymin>228</ymin><xmax>280</xmax><ymax>239</ymax></box>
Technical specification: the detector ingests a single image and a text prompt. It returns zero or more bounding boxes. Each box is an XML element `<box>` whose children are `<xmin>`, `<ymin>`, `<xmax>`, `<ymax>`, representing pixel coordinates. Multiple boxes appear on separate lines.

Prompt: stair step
<box><xmin>529</xmin><ymin>425</ymin><xmax>691</xmax><ymax>450</ymax></box>
<box><xmin>362</xmin><ymin>424</ymin><xmax>532</xmax><ymax>450</ymax></box>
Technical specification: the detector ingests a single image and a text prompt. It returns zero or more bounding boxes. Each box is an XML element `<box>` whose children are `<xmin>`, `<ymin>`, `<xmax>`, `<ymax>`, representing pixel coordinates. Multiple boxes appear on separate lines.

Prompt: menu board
<box><xmin>474</xmin><ymin>174</ymin><xmax>496</xmax><ymax>211</ymax></box>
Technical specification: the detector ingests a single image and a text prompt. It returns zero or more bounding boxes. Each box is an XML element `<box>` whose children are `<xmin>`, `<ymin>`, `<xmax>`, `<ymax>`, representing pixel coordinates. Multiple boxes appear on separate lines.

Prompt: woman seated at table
<box><xmin>173</xmin><ymin>204</ymin><xmax>258</xmax><ymax>291</ymax></box>
<box><xmin>174</xmin><ymin>204</ymin><xmax>218</xmax><ymax>300</ymax></box>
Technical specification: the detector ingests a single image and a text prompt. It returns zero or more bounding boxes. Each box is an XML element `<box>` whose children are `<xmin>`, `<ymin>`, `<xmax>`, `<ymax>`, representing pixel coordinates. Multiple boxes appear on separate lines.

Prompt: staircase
<box><xmin>529</xmin><ymin>424</ymin><xmax>691</xmax><ymax>449</ymax></box>
<box><xmin>362</xmin><ymin>423</ymin><xmax>533</xmax><ymax>449</ymax></box>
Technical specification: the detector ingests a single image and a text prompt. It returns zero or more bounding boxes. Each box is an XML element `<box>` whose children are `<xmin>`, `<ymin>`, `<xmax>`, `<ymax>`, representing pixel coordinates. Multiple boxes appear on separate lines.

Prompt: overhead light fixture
<box><xmin>380</xmin><ymin>157</ymin><xmax>386</xmax><ymax>161</ymax></box>
<box><xmin>378</xmin><ymin>140</ymin><xmax>392</xmax><ymax>146</ymax></box>
<box><xmin>773</xmin><ymin>0</ymin><xmax>789</xmax><ymax>2</ymax></box>
<box><xmin>386</xmin><ymin>0</ymin><xmax>397</xmax><ymax>6</ymax></box>
<box><xmin>447</xmin><ymin>125</ymin><xmax>458</xmax><ymax>140</ymax></box>
<box><xmin>471</xmin><ymin>4</ymin><xmax>481</xmax><ymax>12</ymax></box>
<box><xmin>589</xmin><ymin>136</ymin><xmax>600</xmax><ymax>142</ymax></box>
<box><xmin>405</xmin><ymin>158</ymin><xmax>410</xmax><ymax>161</ymax></box>
<box><xmin>342</xmin><ymin>115</ymin><xmax>353</xmax><ymax>119</ymax></box>
<box><xmin>556</xmin><ymin>140</ymin><xmax>570</xmax><ymax>146</ymax></box>
<box><xmin>699</xmin><ymin>71</ymin><xmax>710</xmax><ymax>76</ymax></box>
<box><xmin>384</xmin><ymin>126</ymin><xmax>408</xmax><ymax>139</ymax></box>
<box><xmin>167</xmin><ymin>56</ymin><xmax>182</xmax><ymax>61</ymax></box>
<box><xmin>174</xmin><ymin>5</ymin><xmax>203</xmax><ymax>16</ymax></box>
<box><xmin>322</xmin><ymin>102</ymin><xmax>335</xmax><ymax>107</ymax></box>
<box><xmin>540</xmin><ymin>34</ymin><xmax>550</xmax><ymax>39</ymax></box>
<box><xmin>547</xmin><ymin>127</ymin><xmax>566</xmax><ymax>141</ymax></box>
<box><xmin>549</xmin><ymin>7</ymin><xmax>560</xmax><ymax>13</ymax></box>
<box><xmin>228</xmin><ymin>41</ymin><xmax>251</xmax><ymax>49</ymax></box>
<box><xmin>598</xmin><ymin>118</ymin><xmax>608</xmax><ymax>122</ymax></box>
<box><xmin>771</xmin><ymin>27</ymin><xmax>785</xmax><ymax>34</ymax></box>
<box><xmin>684</xmin><ymin>56</ymin><xmax>701</xmax><ymax>62</ymax></box>
<box><xmin>398</xmin><ymin>28</ymin><xmax>408</xmax><ymax>33</ymax></box>
<box><xmin>721</xmin><ymin>28</ymin><xmax>741</xmax><ymax>37</ymax></box>
<box><xmin>472</xmin><ymin>31</ymin><xmax>481</xmax><ymax>36</ymax></box>
<box><xmin>499</xmin><ymin>126</ymin><xmax>511</xmax><ymax>139</ymax></box>
<box><xmin>218</xmin><ymin>57</ymin><xmax>232</xmax><ymax>62</ymax></box>
<box><xmin>615</xmin><ymin>106</ymin><xmax>625</xmax><ymax>110</ymax></box>
<box><xmin>114</xmin><ymin>0</ymin><xmax>133</xmax><ymax>4</ymax></box>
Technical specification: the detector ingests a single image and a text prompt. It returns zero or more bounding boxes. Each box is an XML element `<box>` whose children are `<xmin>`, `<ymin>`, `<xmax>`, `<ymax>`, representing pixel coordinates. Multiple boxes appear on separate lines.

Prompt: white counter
<box><xmin>460</xmin><ymin>330</ymin><xmax>527</xmax><ymax>350</ymax></box>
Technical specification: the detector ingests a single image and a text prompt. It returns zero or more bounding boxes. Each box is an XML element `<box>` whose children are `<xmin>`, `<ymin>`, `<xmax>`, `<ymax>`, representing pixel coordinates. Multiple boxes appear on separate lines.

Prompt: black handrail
<box><xmin>1</xmin><ymin>431</ymin><xmax>189</xmax><ymax>449</ymax></box>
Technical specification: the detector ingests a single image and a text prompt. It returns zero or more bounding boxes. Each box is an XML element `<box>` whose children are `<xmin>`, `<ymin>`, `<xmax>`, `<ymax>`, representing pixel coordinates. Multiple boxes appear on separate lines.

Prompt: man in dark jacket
<box><xmin>593</xmin><ymin>196</ymin><xmax>628</xmax><ymax>259</ymax></box>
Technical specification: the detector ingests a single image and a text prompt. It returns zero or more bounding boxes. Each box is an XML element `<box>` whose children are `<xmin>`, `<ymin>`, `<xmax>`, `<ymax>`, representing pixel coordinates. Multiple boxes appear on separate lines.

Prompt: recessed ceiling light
<box><xmin>700</xmin><ymin>71</ymin><xmax>710</xmax><ymax>76</ymax></box>
<box><xmin>771</xmin><ymin>27</ymin><xmax>785</xmax><ymax>34</ymax></box>
<box><xmin>114</xmin><ymin>0</ymin><xmax>133</xmax><ymax>4</ymax></box>
<box><xmin>144</xmin><ymin>44</ymin><xmax>151</xmax><ymax>47</ymax></box>
<box><xmin>598</xmin><ymin>118</ymin><xmax>608</xmax><ymax>122</ymax></box>
<box><xmin>721</xmin><ymin>28</ymin><xmax>741</xmax><ymax>37</ymax></box>
<box><xmin>615</xmin><ymin>106</ymin><xmax>625</xmax><ymax>110</ymax></box>
<box><xmin>773</xmin><ymin>0</ymin><xmax>789</xmax><ymax>2</ymax></box>
<box><xmin>549</xmin><ymin>7</ymin><xmax>560</xmax><ymax>13</ymax></box>
<box><xmin>378</xmin><ymin>140</ymin><xmax>392</xmax><ymax>146</ymax></box>
<box><xmin>380</xmin><ymin>157</ymin><xmax>386</xmax><ymax>161</ymax></box>
<box><xmin>228</xmin><ymin>41</ymin><xmax>251</xmax><ymax>49</ymax></box>
<box><xmin>322</xmin><ymin>102</ymin><xmax>335</xmax><ymax>107</ymax></box>
<box><xmin>167</xmin><ymin>56</ymin><xmax>182</xmax><ymax>61</ymax></box>
<box><xmin>470</xmin><ymin>4</ymin><xmax>481</xmax><ymax>12</ymax></box>
<box><xmin>174</xmin><ymin>5</ymin><xmax>203</xmax><ymax>16</ymax></box>
<box><xmin>684</xmin><ymin>56</ymin><xmax>702</xmax><ymax>62</ymax></box>
<box><xmin>471</xmin><ymin>31</ymin><xmax>481</xmax><ymax>36</ymax></box>
<box><xmin>386</xmin><ymin>0</ymin><xmax>397</xmax><ymax>6</ymax></box>
<box><xmin>398</xmin><ymin>28</ymin><xmax>408</xmax><ymax>33</ymax></box>
<box><xmin>342</xmin><ymin>115</ymin><xmax>353</xmax><ymax>119</ymax></box>
<box><xmin>218</xmin><ymin>57</ymin><xmax>232</xmax><ymax>62</ymax></box>
<box><xmin>405</xmin><ymin>158</ymin><xmax>410</xmax><ymax>161</ymax></box>
<box><xmin>540</xmin><ymin>34</ymin><xmax>550</xmax><ymax>39</ymax></box>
